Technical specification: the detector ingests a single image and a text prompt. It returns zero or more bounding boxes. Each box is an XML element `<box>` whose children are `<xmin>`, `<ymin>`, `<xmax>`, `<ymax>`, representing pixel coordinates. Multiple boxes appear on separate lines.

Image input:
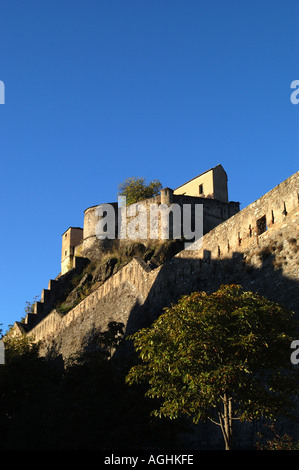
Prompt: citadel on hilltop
<box><xmin>61</xmin><ymin>164</ymin><xmax>239</xmax><ymax>275</ymax></box>
<box><xmin>6</xmin><ymin>165</ymin><xmax>299</xmax><ymax>369</ymax></box>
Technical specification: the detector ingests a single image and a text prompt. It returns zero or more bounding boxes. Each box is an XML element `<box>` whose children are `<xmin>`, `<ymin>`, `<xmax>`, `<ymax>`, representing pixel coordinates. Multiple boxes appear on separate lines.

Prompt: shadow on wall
<box><xmin>120</xmin><ymin>251</ymin><xmax>299</xmax><ymax>450</ymax></box>
<box><xmin>42</xmin><ymin>248</ymin><xmax>299</xmax><ymax>450</ymax></box>
<box><xmin>124</xmin><ymin>251</ymin><xmax>299</xmax><ymax>336</ymax></box>
<box><xmin>43</xmin><ymin>246</ymin><xmax>299</xmax><ymax>361</ymax></box>
<box><xmin>65</xmin><ymin>249</ymin><xmax>298</xmax><ymax>449</ymax></box>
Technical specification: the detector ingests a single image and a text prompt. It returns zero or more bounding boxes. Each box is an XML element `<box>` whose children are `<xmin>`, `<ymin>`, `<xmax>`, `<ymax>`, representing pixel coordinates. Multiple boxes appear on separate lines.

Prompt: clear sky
<box><xmin>0</xmin><ymin>0</ymin><xmax>298</xmax><ymax>333</ymax></box>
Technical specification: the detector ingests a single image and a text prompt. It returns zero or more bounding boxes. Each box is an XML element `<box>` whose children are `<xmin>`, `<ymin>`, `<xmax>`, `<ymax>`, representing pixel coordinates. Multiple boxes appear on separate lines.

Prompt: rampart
<box><xmin>177</xmin><ymin>169</ymin><xmax>298</xmax><ymax>260</ymax></box>
<box><xmin>26</xmin><ymin>257</ymin><xmax>161</xmax><ymax>344</ymax></box>
<box><xmin>81</xmin><ymin>191</ymin><xmax>239</xmax><ymax>257</ymax></box>
<box><xmin>9</xmin><ymin>169</ymin><xmax>297</xmax><ymax>363</ymax></box>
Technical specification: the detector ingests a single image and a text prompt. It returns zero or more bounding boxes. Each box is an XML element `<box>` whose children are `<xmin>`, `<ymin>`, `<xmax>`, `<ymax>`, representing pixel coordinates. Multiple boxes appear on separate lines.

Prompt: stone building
<box><xmin>173</xmin><ymin>163</ymin><xmax>229</xmax><ymax>202</ymax></box>
<box><xmin>61</xmin><ymin>227</ymin><xmax>83</xmax><ymax>275</ymax></box>
<box><xmin>61</xmin><ymin>164</ymin><xmax>239</xmax><ymax>274</ymax></box>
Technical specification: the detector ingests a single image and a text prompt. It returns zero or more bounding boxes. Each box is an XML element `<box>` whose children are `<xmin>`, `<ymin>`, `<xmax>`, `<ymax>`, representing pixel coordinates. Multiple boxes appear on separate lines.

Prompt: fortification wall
<box><xmin>81</xmin><ymin>192</ymin><xmax>239</xmax><ymax>255</ymax></box>
<box><xmin>27</xmin><ymin>258</ymin><xmax>161</xmax><ymax>343</ymax></box>
<box><xmin>32</xmin><ymin>210</ymin><xmax>298</xmax><ymax>362</ymax></box>
<box><xmin>14</xmin><ymin>257</ymin><xmax>90</xmax><ymax>333</ymax></box>
<box><xmin>177</xmin><ymin>170</ymin><xmax>298</xmax><ymax>261</ymax></box>
<box><xmin>10</xmin><ymin>171</ymin><xmax>298</xmax><ymax>363</ymax></box>
<box><xmin>28</xmin><ymin>258</ymin><xmax>164</xmax><ymax>361</ymax></box>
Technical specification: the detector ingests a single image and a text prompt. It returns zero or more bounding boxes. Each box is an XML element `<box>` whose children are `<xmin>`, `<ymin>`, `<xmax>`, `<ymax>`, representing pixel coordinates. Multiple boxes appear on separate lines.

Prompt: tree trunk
<box><xmin>219</xmin><ymin>394</ymin><xmax>233</xmax><ymax>450</ymax></box>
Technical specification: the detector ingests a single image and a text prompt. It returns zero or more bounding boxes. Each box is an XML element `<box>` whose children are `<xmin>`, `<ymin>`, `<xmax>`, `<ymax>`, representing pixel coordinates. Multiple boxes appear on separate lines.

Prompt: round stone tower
<box><xmin>82</xmin><ymin>203</ymin><xmax>118</xmax><ymax>257</ymax></box>
<box><xmin>160</xmin><ymin>187</ymin><xmax>174</xmax><ymax>205</ymax></box>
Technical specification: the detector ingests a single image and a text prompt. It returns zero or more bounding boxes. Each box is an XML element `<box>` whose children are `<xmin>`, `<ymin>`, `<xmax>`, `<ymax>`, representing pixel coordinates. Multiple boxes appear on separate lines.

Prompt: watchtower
<box><xmin>61</xmin><ymin>227</ymin><xmax>83</xmax><ymax>275</ymax></box>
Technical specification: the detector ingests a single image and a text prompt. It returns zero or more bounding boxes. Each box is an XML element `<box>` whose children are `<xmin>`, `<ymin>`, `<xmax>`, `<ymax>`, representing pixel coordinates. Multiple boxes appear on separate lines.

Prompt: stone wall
<box><xmin>14</xmin><ymin>256</ymin><xmax>90</xmax><ymax>333</ymax></box>
<box><xmin>27</xmin><ymin>258</ymin><xmax>160</xmax><ymax>344</ymax></box>
<box><xmin>9</xmin><ymin>171</ymin><xmax>298</xmax><ymax>364</ymax></box>
<box><xmin>22</xmin><ymin>171</ymin><xmax>298</xmax><ymax>363</ymax></box>
<box><xmin>32</xmin><ymin>210</ymin><xmax>298</xmax><ymax>363</ymax></box>
<box><xmin>177</xmin><ymin>170</ymin><xmax>298</xmax><ymax>260</ymax></box>
<box><xmin>80</xmin><ymin>191</ymin><xmax>239</xmax><ymax>256</ymax></box>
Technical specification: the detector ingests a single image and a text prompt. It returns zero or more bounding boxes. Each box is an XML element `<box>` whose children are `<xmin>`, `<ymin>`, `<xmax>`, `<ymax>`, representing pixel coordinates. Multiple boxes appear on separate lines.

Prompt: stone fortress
<box><xmin>61</xmin><ymin>164</ymin><xmax>239</xmax><ymax>275</ymax></box>
<box><xmin>7</xmin><ymin>165</ymin><xmax>299</xmax><ymax>365</ymax></box>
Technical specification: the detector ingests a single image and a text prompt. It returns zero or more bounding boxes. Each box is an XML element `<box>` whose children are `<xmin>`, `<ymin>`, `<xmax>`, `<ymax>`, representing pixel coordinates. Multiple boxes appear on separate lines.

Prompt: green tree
<box><xmin>0</xmin><ymin>325</ymin><xmax>183</xmax><ymax>450</ymax></box>
<box><xmin>118</xmin><ymin>177</ymin><xmax>162</xmax><ymax>205</ymax></box>
<box><xmin>126</xmin><ymin>285</ymin><xmax>298</xmax><ymax>450</ymax></box>
<box><xmin>0</xmin><ymin>334</ymin><xmax>58</xmax><ymax>449</ymax></box>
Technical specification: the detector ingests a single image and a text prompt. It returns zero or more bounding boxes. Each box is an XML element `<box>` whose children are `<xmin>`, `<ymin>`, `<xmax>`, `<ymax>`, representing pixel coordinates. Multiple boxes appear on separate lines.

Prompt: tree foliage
<box><xmin>257</xmin><ymin>423</ymin><xmax>299</xmax><ymax>450</ymax></box>
<box><xmin>118</xmin><ymin>177</ymin><xmax>162</xmax><ymax>205</ymax></box>
<box><xmin>0</xmin><ymin>323</ymin><xmax>184</xmax><ymax>450</ymax></box>
<box><xmin>126</xmin><ymin>285</ymin><xmax>298</xmax><ymax>450</ymax></box>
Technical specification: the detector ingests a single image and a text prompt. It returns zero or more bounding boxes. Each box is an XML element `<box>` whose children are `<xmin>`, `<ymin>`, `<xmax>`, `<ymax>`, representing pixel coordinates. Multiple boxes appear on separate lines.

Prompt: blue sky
<box><xmin>0</xmin><ymin>0</ymin><xmax>298</xmax><ymax>333</ymax></box>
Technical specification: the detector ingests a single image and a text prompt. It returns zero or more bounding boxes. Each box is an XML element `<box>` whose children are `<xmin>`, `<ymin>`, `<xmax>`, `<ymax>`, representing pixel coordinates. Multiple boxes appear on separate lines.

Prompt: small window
<box><xmin>257</xmin><ymin>215</ymin><xmax>267</xmax><ymax>235</ymax></box>
<box><xmin>65</xmin><ymin>233</ymin><xmax>67</xmax><ymax>238</ymax></box>
<box><xmin>199</xmin><ymin>184</ymin><xmax>203</xmax><ymax>195</ymax></box>
<box><xmin>65</xmin><ymin>250</ymin><xmax>67</xmax><ymax>256</ymax></box>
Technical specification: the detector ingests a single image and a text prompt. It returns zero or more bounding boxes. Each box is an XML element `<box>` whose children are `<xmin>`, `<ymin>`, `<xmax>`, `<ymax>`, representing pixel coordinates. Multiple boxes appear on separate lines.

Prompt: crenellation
<box><xmin>41</xmin><ymin>289</ymin><xmax>50</xmax><ymax>303</ymax></box>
